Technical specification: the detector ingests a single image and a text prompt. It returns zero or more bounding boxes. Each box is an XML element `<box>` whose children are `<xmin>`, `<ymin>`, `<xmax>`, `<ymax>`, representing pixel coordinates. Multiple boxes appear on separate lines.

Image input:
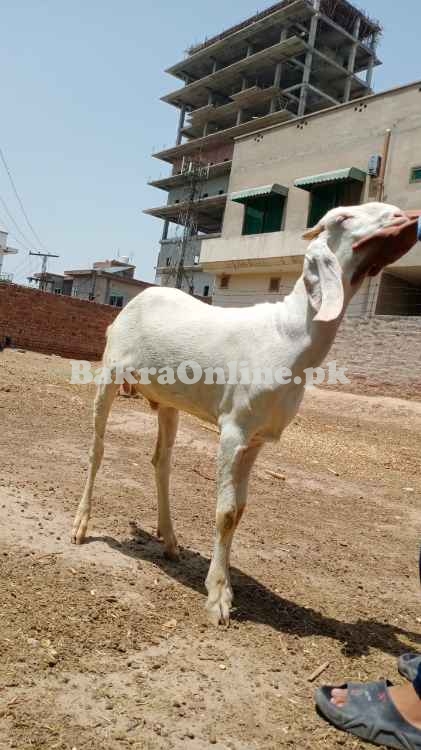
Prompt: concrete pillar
<box><xmin>161</xmin><ymin>220</ymin><xmax>170</xmax><ymax>241</ymax></box>
<box><xmin>298</xmin><ymin>0</ymin><xmax>320</xmax><ymax>117</ymax></box>
<box><xmin>270</xmin><ymin>29</ymin><xmax>288</xmax><ymax>113</ymax></box>
<box><xmin>236</xmin><ymin>75</ymin><xmax>249</xmax><ymax>125</ymax></box>
<box><xmin>298</xmin><ymin>84</ymin><xmax>308</xmax><ymax>116</ymax></box>
<box><xmin>344</xmin><ymin>17</ymin><xmax>361</xmax><ymax>102</ymax></box>
<box><xmin>273</xmin><ymin>63</ymin><xmax>283</xmax><ymax>88</ymax></box>
<box><xmin>236</xmin><ymin>44</ymin><xmax>252</xmax><ymax>126</ymax></box>
<box><xmin>176</xmin><ymin>104</ymin><xmax>186</xmax><ymax>145</ymax></box>
<box><xmin>366</xmin><ymin>57</ymin><xmax>375</xmax><ymax>89</ymax></box>
<box><xmin>270</xmin><ymin>65</ymin><xmax>282</xmax><ymax>113</ymax></box>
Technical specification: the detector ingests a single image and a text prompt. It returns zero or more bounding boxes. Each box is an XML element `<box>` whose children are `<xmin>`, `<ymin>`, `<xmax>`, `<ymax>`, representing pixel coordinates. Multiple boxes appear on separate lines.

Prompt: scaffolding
<box><xmin>162</xmin><ymin>157</ymin><xmax>210</xmax><ymax>292</ymax></box>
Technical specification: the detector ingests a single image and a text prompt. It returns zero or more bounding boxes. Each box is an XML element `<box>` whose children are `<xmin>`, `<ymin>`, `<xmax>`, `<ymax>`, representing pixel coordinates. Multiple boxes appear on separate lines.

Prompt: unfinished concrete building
<box><xmin>145</xmin><ymin>0</ymin><xmax>382</xmax><ymax>296</ymax></box>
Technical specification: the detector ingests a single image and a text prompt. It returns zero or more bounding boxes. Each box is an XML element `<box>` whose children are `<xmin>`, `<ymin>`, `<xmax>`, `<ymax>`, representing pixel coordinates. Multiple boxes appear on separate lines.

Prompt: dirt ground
<box><xmin>1</xmin><ymin>349</ymin><xmax>421</xmax><ymax>750</ymax></box>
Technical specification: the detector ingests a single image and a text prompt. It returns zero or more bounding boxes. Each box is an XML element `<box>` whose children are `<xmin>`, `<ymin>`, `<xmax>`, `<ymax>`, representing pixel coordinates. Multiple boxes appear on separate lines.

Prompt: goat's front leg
<box><xmin>72</xmin><ymin>381</ymin><xmax>118</xmax><ymax>544</ymax></box>
<box><xmin>152</xmin><ymin>406</ymin><xmax>179</xmax><ymax>560</ymax></box>
<box><xmin>206</xmin><ymin>425</ymin><xmax>261</xmax><ymax>625</ymax></box>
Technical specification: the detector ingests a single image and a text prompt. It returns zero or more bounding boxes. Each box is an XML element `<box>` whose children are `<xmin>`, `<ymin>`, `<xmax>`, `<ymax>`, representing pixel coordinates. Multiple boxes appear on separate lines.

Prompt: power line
<box><xmin>0</xmin><ymin>193</ymin><xmax>33</xmax><ymax>249</ymax></box>
<box><xmin>0</xmin><ymin>221</ymin><xmax>30</xmax><ymax>252</ymax></box>
<box><xmin>8</xmin><ymin>252</ymin><xmax>32</xmax><ymax>279</ymax></box>
<box><xmin>0</xmin><ymin>145</ymin><xmax>46</xmax><ymax>250</ymax></box>
<box><xmin>0</xmin><ymin>210</ymin><xmax>32</xmax><ymax>251</ymax></box>
<box><xmin>11</xmin><ymin>252</ymin><xmax>42</xmax><ymax>286</ymax></box>
<box><xmin>8</xmin><ymin>234</ymin><xmax>30</xmax><ymax>251</ymax></box>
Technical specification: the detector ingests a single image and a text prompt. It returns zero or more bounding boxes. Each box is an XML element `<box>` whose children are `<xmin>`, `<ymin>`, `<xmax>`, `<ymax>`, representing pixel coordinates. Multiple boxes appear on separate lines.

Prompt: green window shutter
<box><xmin>243</xmin><ymin>194</ymin><xmax>285</xmax><ymax>235</ymax></box>
<box><xmin>308</xmin><ymin>186</ymin><xmax>335</xmax><ymax>227</ymax></box>
<box><xmin>308</xmin><ymin>181</ymin><xmax>364</xmax><ymax>227</ymax></box>
<box><xmin>263</xmin><ymin>194</ymin><xmax>284</xmax><ymax>232</ymax></box>
<box><xmin>410</xmin><ymin>166</ymin><xmax>421</xmax><ymax>183</ymax></box>
<box><xmin>243</xmin><ymin>200</ymin><xmax>264</xmax><ymax>235</ymax></box>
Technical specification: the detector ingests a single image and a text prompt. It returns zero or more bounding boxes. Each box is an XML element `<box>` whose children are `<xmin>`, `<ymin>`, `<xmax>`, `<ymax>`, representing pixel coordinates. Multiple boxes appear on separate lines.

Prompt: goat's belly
<box><xmin>136</xmin><ymin>382</ymin><xmax>220</xmax><ymax>426</ymax></box>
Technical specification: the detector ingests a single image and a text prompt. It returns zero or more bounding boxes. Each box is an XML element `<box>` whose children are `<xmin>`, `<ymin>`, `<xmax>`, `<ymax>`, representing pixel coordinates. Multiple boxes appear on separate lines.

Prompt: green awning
<box><xmin>230</xmin><ymin>183</ymin><xmax>288</xmax><ymax>204</ymax></box>
<box><xmin>294</xmin><ymin>167</ymin><xmax>366</xmax><ymax>191</ymax></box>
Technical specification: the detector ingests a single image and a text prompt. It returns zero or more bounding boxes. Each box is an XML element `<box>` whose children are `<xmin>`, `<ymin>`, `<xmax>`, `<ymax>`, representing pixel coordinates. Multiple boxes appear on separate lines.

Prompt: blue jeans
<box><xmin>414</xmin><ymin>663</ymin><xmax>421</xmax><ymax>698</ymax></box>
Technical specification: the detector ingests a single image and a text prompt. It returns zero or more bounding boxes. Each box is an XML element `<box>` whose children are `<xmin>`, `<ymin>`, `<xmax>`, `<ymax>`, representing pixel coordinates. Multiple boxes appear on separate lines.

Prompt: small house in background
<box><xmin>65</xmin><ymin>258</ymin><xmax>153</xmax><ymax>307</ymax></box>
<box><xmin>27</xmin><ymin>271</ymin><xmax>73</xmax><ymax>295</ymax></box>
<box><xmin>29</xmin><ymin>257</ymin><xmax>154</xmax><ymax>308</ymax></box>
<box><xmin>0</xmin><ymin>229</ymin><xmax>18</xmax><ymax>281</ymax></box>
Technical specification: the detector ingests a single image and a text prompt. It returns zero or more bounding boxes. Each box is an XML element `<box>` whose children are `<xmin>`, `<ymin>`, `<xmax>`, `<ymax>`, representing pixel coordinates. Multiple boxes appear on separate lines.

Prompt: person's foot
<box><xmin>331</xmin><ymin>683</ymin><xmax>421</xmax><ymax>730</ymax></box>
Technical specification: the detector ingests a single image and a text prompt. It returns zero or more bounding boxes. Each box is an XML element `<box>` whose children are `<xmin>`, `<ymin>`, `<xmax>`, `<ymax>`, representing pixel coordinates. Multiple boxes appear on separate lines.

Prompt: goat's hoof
<box><xmin>163</xmin><ymin>546</ymin><xmax>180</xmax><ymax>562</ymax></box>
<box><xmin>161</xmin><ymin>532</ymin><xmax>178</xmax><ymax>561</ymax></box>
<box><xmin>71</xmin><ymin>514</ymin><xmax>89</xmax><ymax>545</ymax></box>
<box><xmin>205</xmin><ymin>587</ymin><xmax>232</xmax><ymax>627</ymax></box>
<box><xmin>71</xmin><ymin>531</ymin><xmax>86</xmax><ymax>545</ymax></box>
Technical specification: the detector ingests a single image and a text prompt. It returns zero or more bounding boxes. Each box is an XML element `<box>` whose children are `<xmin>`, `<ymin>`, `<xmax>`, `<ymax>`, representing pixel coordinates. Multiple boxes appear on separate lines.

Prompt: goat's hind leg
<box><xmin>71</xmin><ymin>381</ymin><xmax>117</xmax><ymax>544</ymax></box>
<box><xmin>152</xmin><ymin>406</ymin><xmax>179</xmax><ymax>560</ymax></box>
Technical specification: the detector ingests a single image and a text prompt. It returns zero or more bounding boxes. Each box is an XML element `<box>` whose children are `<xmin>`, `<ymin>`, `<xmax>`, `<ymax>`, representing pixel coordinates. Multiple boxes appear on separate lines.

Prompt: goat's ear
<box><xmin>303</xmin><ymin>237</ymin><xmax>344</xmax><ymax>323</ymax></box>
<box><xmin>302</xmin><ymin>222</ymin><xmax>324</xmax><ymax>240</ymax></box>
<box><xmin>302</xmin><ymin>212</ymin><xmax>351</xmax><ymax>241</ymax></box>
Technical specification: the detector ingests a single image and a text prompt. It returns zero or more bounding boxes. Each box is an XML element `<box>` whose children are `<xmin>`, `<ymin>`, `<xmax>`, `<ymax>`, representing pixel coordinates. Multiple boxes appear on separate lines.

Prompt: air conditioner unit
<box><xmin>368</xmin><ymin>154</ymin><xmax>382</xmax><ymax>177</ymax></box>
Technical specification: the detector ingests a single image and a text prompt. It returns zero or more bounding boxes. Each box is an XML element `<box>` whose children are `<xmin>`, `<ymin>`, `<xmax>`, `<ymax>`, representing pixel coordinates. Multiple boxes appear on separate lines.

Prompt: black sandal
<box><xmin>399</xmin><ymin>654</ymin><xmax>421</xmax><ymax>684</ymax></box>
<box><xmin>315</xmin><ymin>680</ymin><xmax>421</xmax><ymax>749</ymax></box>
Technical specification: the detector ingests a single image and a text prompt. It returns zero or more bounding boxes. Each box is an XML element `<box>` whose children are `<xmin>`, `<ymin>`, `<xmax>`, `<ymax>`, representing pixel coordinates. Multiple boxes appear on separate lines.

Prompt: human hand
<box><xmin>351</xmin><ymin>213</ymin><xmax>420</xmax><ymax>283</ymax></box>
<box><xmin>404</xmin><ymin>210</ymin><xmax>421</xmax><ymax>221</ymax></box>
<box><xmin>353</xmin><ymin>216</ymin><xmax>419</xmax><ymax>262</ymax></box>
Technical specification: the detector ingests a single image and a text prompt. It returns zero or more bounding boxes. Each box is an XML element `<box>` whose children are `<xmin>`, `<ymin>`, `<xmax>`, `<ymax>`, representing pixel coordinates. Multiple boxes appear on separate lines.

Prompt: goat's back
<box><xmin>103</xmin><ymin>286</ymin><xmax>276</xmax><ymax>373</ymax></box>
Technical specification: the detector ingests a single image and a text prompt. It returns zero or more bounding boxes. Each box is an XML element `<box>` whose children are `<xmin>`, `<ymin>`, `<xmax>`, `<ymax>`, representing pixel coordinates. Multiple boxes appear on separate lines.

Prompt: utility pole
<box><xmin>29</xmin><ymin>250</ymin><xmax>59</xmax><ymax>291</ymax></box>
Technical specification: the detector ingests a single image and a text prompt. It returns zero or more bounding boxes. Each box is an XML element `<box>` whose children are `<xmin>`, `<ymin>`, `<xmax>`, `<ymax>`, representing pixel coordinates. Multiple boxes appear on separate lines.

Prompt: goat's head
<box><xmin>301</xmin><ymin>202</ymin><xmax>412</xmax><ymax>323</ymax></box>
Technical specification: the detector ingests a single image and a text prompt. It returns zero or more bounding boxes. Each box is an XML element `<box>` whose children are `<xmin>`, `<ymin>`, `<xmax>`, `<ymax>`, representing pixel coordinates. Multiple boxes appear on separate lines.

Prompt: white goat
<box><xmin>72</xmin><ymin>202</ymin><xmax>412</xmax><ymax>625</ymax></box>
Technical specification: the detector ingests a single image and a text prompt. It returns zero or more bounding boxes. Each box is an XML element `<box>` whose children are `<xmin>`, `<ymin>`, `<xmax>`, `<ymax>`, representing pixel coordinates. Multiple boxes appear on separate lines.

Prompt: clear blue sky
<box><xmin>2</xmin><ymin>0</ymin><xmax>420</xmax><ymax>283</ymax></box>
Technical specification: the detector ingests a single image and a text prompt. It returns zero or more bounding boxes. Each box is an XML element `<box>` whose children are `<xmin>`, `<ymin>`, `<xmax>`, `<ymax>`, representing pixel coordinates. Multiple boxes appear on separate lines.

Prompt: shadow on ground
<box><xmin>87</xmin><ymin>528</ymin><xmax>421</xmax><ymax>659</ymax></box>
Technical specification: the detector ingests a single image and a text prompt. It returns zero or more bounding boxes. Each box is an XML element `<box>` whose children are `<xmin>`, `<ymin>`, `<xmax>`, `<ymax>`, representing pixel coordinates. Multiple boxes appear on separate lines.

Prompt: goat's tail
<box><xmin>101</xmin><ymin>321</ymin><xmax>118</xmax><ymax>373</ymax></box>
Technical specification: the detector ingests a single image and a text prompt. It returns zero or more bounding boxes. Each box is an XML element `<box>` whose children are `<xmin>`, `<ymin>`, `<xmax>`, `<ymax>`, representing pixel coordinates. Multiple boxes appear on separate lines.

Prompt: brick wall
<box><xmin>326</xmin><ymin>316</ymin><xmax>421</xmax><ymax>400</ymax></box>
<box><xmin>1</xmin><ymin>284</ymin><xmax>420</xmax><ymax>398</ymax></box>
<box><xmin>0</xmin><ymin>284</ymin><xmax>119</xmax><ymax>360</ymax></box>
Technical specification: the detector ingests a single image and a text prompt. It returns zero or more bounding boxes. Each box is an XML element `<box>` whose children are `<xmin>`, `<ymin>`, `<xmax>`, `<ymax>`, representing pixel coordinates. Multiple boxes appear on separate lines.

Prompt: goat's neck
<box><xmin>276</xmin><ymin>275</ymin><xmax>351</xmax><ymax>369</ymax></box>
